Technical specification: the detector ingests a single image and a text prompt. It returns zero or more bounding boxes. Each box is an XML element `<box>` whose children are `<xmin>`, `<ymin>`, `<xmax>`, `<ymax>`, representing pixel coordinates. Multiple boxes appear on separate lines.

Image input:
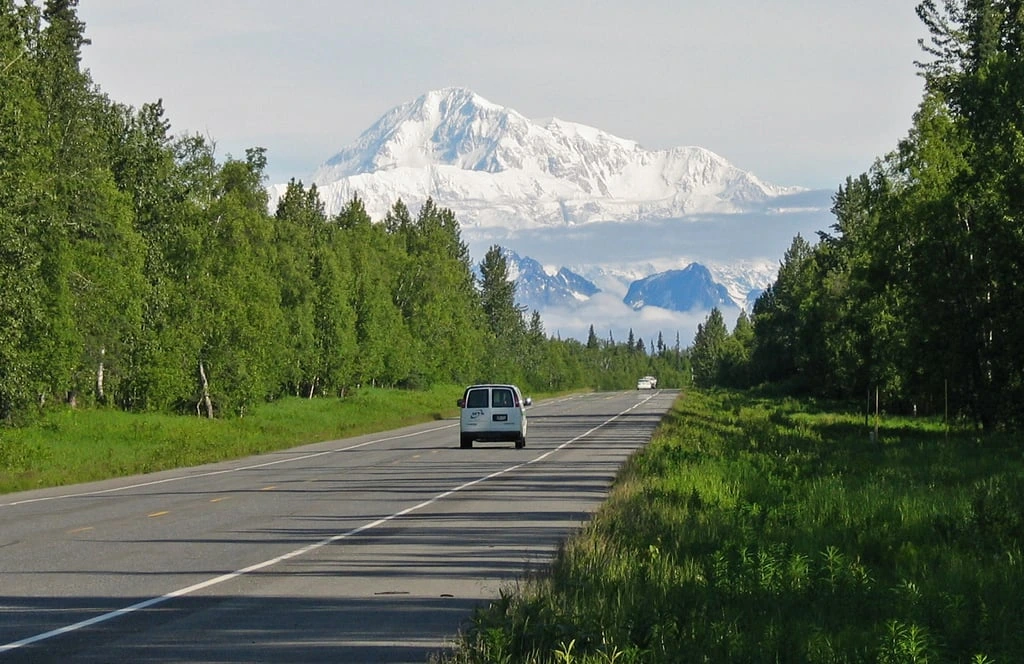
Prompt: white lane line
<box><xmin>0</xmin><ymin>423</ymin><xmax>458</xmax><ymax>508</ymax></box>
<box><xmin>0</xmin><ymin>391</ymin><xmax>617</xmax><ymax>509</ymax></box>
<box><xmin>0</xmin><ymin>394</ymin><xmax>653</xmax><ymax>653</ymax></box>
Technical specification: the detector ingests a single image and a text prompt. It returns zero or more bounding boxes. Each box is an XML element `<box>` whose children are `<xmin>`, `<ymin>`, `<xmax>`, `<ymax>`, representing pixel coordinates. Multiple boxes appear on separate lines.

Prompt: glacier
<box><xmin>268</xmin><ymin>87</ymin><xmax>812</xmax><ymax>229</ymax></box>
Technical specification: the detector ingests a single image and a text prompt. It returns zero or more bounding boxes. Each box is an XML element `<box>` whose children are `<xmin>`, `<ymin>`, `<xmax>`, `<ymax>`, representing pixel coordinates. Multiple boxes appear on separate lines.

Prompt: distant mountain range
<box><xmin>502</xmin><ymin>250</ymin><xmax>600</xmax><ymax>309</ymax></box>
<box><xmin>269</xmin><ymin>87</ymin><xmax>811</xmax><ymax>229</ymax></box>
<box><xmin>501</xmin><ymin>250</ymin><xmax>756</xmax><ymax>314</ymax></box>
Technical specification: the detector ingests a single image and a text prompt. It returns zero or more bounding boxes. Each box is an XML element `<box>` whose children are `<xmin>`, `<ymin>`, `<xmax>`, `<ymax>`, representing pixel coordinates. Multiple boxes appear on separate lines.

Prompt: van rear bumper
<box><xmin>462</xmin><ymin>429</ymin><xmax>523</xmax><ymax>442</ymax></box>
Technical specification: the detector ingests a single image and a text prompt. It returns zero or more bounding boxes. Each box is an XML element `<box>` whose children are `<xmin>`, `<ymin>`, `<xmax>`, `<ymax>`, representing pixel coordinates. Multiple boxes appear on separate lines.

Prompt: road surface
<box><xmin>0</xmin><ymin>389</ymin><xmax>678</xmax><ymax>663</ymax></box>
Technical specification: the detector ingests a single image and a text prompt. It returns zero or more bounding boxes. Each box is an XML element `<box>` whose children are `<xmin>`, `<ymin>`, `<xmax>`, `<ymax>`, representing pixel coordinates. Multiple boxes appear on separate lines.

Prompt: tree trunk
<box><xmin>198</xmin><ymin>360</ymin><xmax>214</xmax><ymax>419</ymax></box>
<box><xmin>96</xmin><ymin>347</ymin><xmax>105</xmax><ymax>403</ymax></box>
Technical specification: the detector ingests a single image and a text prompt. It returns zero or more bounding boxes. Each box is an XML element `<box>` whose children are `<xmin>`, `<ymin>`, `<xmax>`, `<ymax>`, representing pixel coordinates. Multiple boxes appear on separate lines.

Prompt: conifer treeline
<box><xmin>0</xmin><ymin>1</ymin><xmax>690</xmax><ymax>421</ymax></box>
<box><xmin>688</xmin><ymin>1</ymin><xmax>1024</xmax><ymax>430</ymax></box>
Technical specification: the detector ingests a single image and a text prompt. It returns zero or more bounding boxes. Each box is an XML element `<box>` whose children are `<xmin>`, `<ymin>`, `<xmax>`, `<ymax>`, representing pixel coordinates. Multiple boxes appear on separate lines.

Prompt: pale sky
<box><xmin>75</xmin><ymin>1</ymin><xmax>927</xmax><ymax>192</ymax></box>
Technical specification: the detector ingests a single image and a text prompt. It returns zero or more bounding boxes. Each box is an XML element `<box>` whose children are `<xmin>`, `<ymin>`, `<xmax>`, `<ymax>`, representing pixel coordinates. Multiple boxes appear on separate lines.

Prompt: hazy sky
<box><xmin>75</xmin><ymin>1</ymin><xmax>926</xmax><ymax>192</ymax></box>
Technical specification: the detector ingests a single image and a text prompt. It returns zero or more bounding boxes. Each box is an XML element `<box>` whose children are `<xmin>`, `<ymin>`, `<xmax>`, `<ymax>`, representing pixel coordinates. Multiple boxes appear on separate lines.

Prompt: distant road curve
<box><xmin>0</xmin><ymin>389</ymin><xmax>678</xmax><ymax>663</ymax></box>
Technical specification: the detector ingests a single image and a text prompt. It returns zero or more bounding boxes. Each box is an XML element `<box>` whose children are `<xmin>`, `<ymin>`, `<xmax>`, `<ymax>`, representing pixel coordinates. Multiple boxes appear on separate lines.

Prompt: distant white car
<box><xmin>637</xmin><ymin>375</ymin><xmax>657</xmax><ymax>390</ymax></box>
<box><xmin>457</xmin><ymin>384</ymin><xmax>532</xmax><ymax>449</ymax></box>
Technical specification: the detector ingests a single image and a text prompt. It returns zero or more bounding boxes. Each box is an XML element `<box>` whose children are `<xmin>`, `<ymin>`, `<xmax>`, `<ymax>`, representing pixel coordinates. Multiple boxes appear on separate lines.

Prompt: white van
<box><xmin>457</xmin><ymin>384</ymin><xmax>531</xmax><ymax>449</ymax></box>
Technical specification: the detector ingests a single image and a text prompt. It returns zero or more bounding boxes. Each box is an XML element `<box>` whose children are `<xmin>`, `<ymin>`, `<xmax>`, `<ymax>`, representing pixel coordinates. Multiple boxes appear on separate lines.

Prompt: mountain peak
<box><xmin>279</xmin><ymin>88</ymin><xmax>810</xmax><ymax>229</ymax></box>
<box><xmin>623</xmin><ymin>263</ymin><xmax>737</xmax><ymax>312</ymax></box>
<box><xmin>419</xmin><ymin>87</ymin><xmax>498</xmax><ymax>110</ymax></box>
<box><xmin>499</xmin><ymin>249</ymin><xmax>601</xmax><ymax>310</ymax></box>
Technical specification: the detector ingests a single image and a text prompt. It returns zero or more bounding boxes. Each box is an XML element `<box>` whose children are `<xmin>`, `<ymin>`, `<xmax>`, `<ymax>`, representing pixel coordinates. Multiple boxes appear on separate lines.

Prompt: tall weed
<box><xmin>440</xmin><ymin>389</ymin><xmax>1024</xmax><ymax>663</ymax></box>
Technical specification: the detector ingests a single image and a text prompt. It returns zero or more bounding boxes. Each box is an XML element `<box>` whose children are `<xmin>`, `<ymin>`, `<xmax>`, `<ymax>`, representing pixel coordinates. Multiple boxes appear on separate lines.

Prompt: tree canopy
<box><xmin>0</xmin><ymin>2</ymin><xmax>700</xmax><ymax>424</ymax></box>
<box><xmin>697</xmin><ymin>0</ymin><xmax>1024</xmax><ymax>430</ymax></box>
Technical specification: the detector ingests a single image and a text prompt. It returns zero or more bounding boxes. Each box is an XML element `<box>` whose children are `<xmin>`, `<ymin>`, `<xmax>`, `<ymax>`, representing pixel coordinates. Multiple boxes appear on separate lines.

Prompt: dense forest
<box><xmin>0</xmin><ymin>0</ymin><xmax>689</xmax><ymax>424</ymax></box>
<box><xmin>688</xmin><ymin>1</ymin><xmax>1024</xmax><ymax>431</ymax></box>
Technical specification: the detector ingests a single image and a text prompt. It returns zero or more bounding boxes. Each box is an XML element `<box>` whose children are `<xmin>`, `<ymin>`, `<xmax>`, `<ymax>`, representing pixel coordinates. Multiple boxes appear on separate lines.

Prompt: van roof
<box><xmin>464</xmin><ymin>384</ymin><xmax>521</xmax><ymax>390</ymax></box>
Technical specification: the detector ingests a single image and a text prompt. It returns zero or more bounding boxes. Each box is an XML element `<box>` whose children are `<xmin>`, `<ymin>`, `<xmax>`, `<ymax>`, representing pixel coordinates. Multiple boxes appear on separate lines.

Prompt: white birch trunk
<box><xmin>96</xmin><ymin>347</ymin><xmax>105</xmax><ymax>403</ymax></box>
<box><xmin>198</xmin><ymin>360</ymin><xmax>214</xmax><ymax>419</ymax></box>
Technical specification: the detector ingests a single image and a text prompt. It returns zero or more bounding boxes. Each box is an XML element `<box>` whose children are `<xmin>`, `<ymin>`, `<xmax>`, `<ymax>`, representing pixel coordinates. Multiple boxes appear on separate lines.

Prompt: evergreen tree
<box><xmin>719</xmin><ymin>310</ymin><xmax>754</xmax><ymax>387</ymax></box>
<box><xmin>478</xmin><ymin>245</ymin><xmax>526</xmax><ymax>381</ymax></box>
<box><xmin>750</xmin><ymin>234</ymin><xmax>816</xmax><ymax>386</ymax></box>
<box><xmin>520</xmin><ymin>310</ymin><xmax>548</xmax><ymax>389</ymax></box>
<box><xmin>691</xmin><ymin>308</ymin><xmax>729</xmax><ymax>388</ymax></box>
<box><xmin>912</xmin><ymin>0</ymin><xmax>1024</xmax><ymax>426</ymax></box>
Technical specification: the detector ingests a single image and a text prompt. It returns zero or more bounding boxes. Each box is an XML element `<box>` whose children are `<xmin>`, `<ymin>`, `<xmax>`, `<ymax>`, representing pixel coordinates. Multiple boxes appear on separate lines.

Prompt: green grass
<box><xmin>0</xmin><ymin>384</ymin><xmax>465</xmax><ymax>494</ymax></box>
<box><xmin>437</xmin><ymin>389</ymin><xmax>1024</xmax><ymax>664</ymax></box>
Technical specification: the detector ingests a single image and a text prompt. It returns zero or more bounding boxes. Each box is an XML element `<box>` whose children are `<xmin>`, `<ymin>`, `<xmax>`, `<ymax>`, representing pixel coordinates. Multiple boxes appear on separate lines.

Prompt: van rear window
<box><xmin>492</xmin><ymin>389</ymin><xmax>514</xmax><ymax>408</ymax></box>
<box><xmin>466</xmin><ymin>389</ymin><xmax>489</xmax><ymax>408</ymax></box>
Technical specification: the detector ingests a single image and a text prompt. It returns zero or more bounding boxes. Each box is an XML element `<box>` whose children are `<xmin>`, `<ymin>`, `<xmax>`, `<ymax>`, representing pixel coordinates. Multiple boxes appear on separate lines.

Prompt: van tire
<box><xmin>515</xmin><ymin>435</ymin><xmax>526</xmax><ymax>449</ymax></box>
<box><xmin>460</xmin><ymin>434</ymin><xmax>473</xmax><ymax>449</ymax></box>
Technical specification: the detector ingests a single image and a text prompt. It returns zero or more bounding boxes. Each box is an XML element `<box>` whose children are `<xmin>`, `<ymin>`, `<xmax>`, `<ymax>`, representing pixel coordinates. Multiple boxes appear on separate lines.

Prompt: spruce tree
<box><xmin>478</xmin><ymin>245</ymin><xmax>526</xmax><ymax>381</ymax></box>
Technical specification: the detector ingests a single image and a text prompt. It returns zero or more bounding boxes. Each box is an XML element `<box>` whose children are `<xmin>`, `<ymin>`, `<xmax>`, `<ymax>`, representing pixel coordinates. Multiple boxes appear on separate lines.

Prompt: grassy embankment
<box><xmin>0</xmin><ymin>384</ymin><xmax>465</xmax><ymax>494</ymax></box>
<box><xmin>438</xmin><ymin>389</ymin><xmax>1024</xmax><ymax>664</ymax></box>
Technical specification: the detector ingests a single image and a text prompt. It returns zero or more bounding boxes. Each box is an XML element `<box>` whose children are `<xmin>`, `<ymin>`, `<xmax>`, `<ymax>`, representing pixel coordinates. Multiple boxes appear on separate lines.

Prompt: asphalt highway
<box><xmin>0</xmin><ymin>389</ymin><xmax>678</xmax><ymax>663</ymax></box>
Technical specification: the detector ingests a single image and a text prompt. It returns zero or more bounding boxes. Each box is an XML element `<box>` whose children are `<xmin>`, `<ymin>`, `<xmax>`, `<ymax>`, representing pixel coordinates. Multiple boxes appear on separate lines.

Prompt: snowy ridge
<box><xmin>498</xmin><ymin>251</ymin><xmax>776</xmax><ymax>315</ymax></box>
<box><xmin>623</xmin><ymin>265</ymin><xmax>736</xmax><ymax>313</ymax></box>
<box><xmin>572</xmin><ymin>258</ymin><xmax>776</xmax><ymax>310</ymax></box>
<box><xmin>270</xmin><ymin>87</ymin><xmax>808</xmax><ymax>228</ymax></box>
<box><xmin>501</xmin><ymin>249</ymin><xmax>600</xmax><ymax>311</ymax></box>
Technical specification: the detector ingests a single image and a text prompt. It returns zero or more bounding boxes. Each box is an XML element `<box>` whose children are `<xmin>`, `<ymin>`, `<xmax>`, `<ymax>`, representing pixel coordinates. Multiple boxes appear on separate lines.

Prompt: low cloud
<box><xmin>534</xmin><ymin>292</ymin><xmax>742</xmax><ymax>350</ymax></box>
<box><xmin>465</xmin><ymin>205</ymin><xmax>833</xmax><ymax>347</ymax></box>
<box><xmin>464</xmin><ymin>198</ymin><xmax>833</xmax><ymax>267</ymax></box>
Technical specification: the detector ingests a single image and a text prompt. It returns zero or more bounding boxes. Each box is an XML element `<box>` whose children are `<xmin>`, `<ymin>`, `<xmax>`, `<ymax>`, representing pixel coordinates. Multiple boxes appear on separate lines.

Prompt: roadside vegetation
<box><xmin>684</xmin><ymin>3</ymin><xmax>1024</xmax><ymax>433</ymax></box>
<box><xmin>437</xmin><ymin>389</ymin><xmax>1024</xmax><ymax>663</ymax></box>
<box><xmin>0</xmin><ymin>385</ymin><xmax>466</xmax><ymax>494</ymax></box>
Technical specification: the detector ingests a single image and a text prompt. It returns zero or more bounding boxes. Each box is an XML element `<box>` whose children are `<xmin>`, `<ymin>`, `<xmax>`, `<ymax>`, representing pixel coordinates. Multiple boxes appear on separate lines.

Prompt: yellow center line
<box><xmin>209</xmin><ymin>497</ymin><xmax>229</xmax><ymax>503</ymax></box>
<box><xmin>67</xmin><ymin>526</ymin><xmax>93</xmax><ymax>534</ymax></box>
<box><xmin>148</xmin><ymin>511</ymin><xmax>169</xmax><ymax>518</ymax></box>
<box><xmin>259</xmin><ymin>486</ymin><xmax>277</xmax><ymax>491</ymax></box>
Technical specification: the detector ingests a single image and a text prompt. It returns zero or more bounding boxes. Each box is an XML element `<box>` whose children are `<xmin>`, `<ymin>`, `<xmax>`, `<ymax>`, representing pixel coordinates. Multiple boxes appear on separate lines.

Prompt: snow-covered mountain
<box><xmin>270</xmin><ymin>87</ymin><xmax>808</xmax><ymax>228</ymax></box>
<box><xmin>623</xmin><ymin>264</ymin><xmax>737</xmax><ymax>313</ymax></box>
<box><xmin>264</xmin><ymin>87</ymin><xmax>832</xmax><ymax>345</ymax></box>
<box><xmin>500</xmin><ymin>249</ymin><xmax>762</xmax><ymax>316</ymax></box>
<box><xmin>573</xmin><ymin>258</ymin><xmax>776</xmax><ymax>310</ymax></box>
<box><xmin>501</xmin><ymin>250</ymin><xmax>600</xmax><ymax>311</ymax></box>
